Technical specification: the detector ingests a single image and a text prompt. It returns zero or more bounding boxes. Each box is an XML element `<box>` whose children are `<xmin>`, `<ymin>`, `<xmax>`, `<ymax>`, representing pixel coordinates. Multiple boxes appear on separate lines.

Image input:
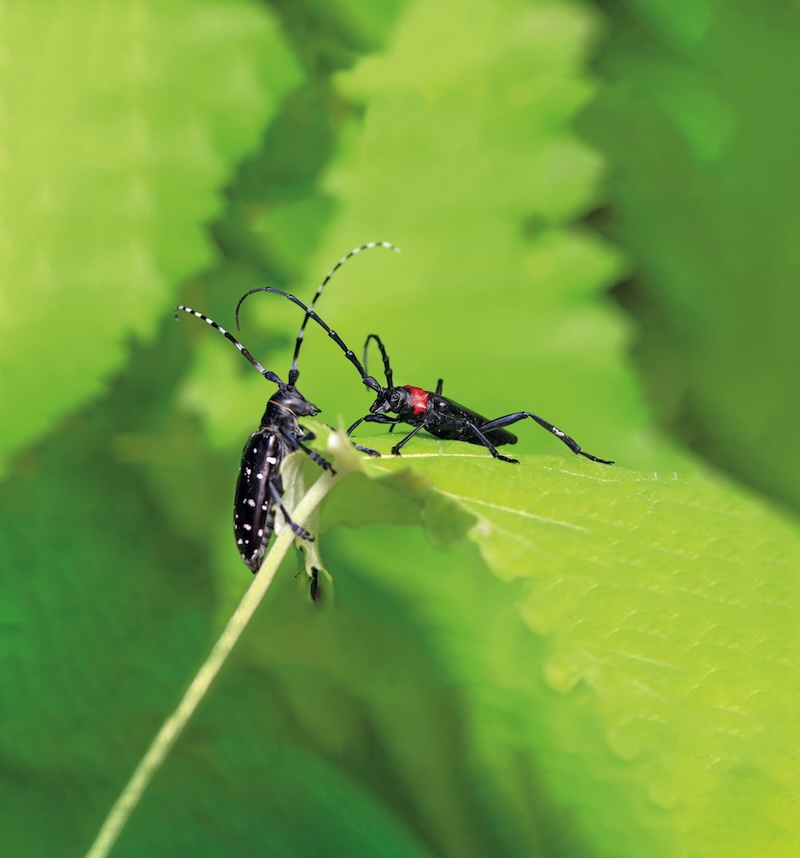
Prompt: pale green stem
<box><xmin>83</xmin><ymin>471</ymin><xmax>335</xmax><ymax>858</ymax></box>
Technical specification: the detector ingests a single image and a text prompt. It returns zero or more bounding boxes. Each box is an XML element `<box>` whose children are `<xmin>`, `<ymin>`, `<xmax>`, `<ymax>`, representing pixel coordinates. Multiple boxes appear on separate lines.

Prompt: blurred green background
<box><xmin>1</xmin><ymin>1</ymin><xmax>799</xmax><ymax>856</ymax></box>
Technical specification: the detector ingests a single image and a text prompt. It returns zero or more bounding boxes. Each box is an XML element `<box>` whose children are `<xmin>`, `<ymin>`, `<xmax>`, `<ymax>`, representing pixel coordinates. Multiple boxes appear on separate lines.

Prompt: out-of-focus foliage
<box><xmin>0</xmin><ymin>0</ymin><xmax>300</xmax><ymax>475</ymax></box>
<box><xmin>581</xmin><ymin>0</ymin><xmax>800</xmax><ymax>513</ymax></box>
<box><xmin>0</xmin><ymin>0</ymin><xmax>798</xmax><ymax>857</ymax></box>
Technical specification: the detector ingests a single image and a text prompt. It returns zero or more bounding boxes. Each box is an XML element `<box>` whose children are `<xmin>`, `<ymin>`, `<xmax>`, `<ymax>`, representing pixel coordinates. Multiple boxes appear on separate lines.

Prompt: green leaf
<box><xmin>307</xmin><ymin>435</ymin><xmax>800</xmax><ymax>858</ymax></box>
<box><xmin>0</xmin><ymin>0</ymin><xmax>301</xmax><ymax>473</ymax></box>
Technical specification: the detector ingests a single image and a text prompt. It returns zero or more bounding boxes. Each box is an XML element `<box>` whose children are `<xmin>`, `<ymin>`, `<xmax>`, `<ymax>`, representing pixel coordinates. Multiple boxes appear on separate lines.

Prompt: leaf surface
<box><xmin>0</xmin><ymin>0</ymin><xmax>301</xmax><ymax>472</ymax></box>
<box><xmin>307</xmin><ymin>433</ymin><xmax>800</xmax><ymax>858</ymax></box>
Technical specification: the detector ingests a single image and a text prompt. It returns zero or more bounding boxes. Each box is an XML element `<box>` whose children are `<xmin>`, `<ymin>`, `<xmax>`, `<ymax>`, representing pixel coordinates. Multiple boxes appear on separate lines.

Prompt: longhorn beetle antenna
<box><xmin>364</xmin><ymin>333</ymin><xmax>395</xmax><ymax>388</ymax></box>
<box><xmin>234</xmin><ymin>242</ymin><xmax>400</xmax><ymax>387</ymax></box>
<box><xmin>174</xmin><ymin>306</ymin><xmax>284</xmax><ymax>387</ymax></box>
<box><xmin>236</xmin><ymin>287</ymin><xmax>384</xmax><ymax>393</ymax></box>
<box><xmin>364</xmin><ymin>333</ymin><xmax>400</xmax><ymax>434</ymax></box>
<box><xmin>287</xmin><ymin>242</ymin><xmax>401</xmax><ymax>386</ymax></box>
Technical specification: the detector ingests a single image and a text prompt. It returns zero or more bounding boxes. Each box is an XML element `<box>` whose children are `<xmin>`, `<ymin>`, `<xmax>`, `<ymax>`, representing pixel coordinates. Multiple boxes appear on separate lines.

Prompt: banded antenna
<box><xmin>175</xmin><ymin>305</ymin><xmax>284</xmax><ymax>387</ymax></box>
<box><xmin>235</xmin><ymin>242</ymin><xmax>400</xmax><ymax>386</ymax></box>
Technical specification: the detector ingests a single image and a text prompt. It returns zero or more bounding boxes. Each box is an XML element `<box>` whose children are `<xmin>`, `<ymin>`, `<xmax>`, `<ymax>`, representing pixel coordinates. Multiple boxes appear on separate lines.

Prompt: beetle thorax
<box><xmin>261</xmin><ymin>386</ymin><xmax>319</xmax><ymax>430</ymax></box>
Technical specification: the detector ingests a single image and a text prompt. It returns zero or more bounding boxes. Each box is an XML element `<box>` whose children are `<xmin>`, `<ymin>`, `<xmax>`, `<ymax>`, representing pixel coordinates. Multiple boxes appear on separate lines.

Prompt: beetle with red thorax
<box><xmin>345</xmin><ymin>333</ymin><xmax>611</xmax><ymax>464</ymax></box>
<box><xmin>236</xmin><ymin>291</ymin><xmax>614</xmax><ymax>467</ymax></box>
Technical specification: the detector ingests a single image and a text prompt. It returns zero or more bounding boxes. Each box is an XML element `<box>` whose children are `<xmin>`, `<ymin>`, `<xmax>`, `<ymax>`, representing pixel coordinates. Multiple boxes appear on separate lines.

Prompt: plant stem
<box><xmin>83</xmin><ymin>470</ymin><xmax>335</xmax><ymax>858</ymax></box>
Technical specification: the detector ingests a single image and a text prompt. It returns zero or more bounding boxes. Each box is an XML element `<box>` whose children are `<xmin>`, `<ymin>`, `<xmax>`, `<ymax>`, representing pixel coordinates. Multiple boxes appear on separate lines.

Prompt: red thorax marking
<box><xmin>404</xmin><ymin>386</ymin><xmax>429</xmax><ymax>415</ymax></box>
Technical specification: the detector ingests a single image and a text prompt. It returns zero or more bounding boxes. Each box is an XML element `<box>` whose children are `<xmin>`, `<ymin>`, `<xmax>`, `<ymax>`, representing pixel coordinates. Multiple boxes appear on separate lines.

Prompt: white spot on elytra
<box><xmin>247</xmin><ymin>498</ymin><xmax>256</xmax><ymax>507</ymax></box>
<box><xmin>243</xmin><ymin>524</ymin><xmax>252</xmax><ymax>531</ymax></box>
<box><xmin>266</xmin><ymin>456</ymin><xmax>277</xmax><ymax>465</ymax></box>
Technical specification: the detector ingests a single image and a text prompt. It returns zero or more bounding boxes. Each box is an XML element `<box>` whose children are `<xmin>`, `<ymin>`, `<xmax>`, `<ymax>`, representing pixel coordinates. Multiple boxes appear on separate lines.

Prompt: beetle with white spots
<box><xmin>175</xmin><ymin>242</ymin><xmax>398</xmax><ymax>595</ymax></box>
